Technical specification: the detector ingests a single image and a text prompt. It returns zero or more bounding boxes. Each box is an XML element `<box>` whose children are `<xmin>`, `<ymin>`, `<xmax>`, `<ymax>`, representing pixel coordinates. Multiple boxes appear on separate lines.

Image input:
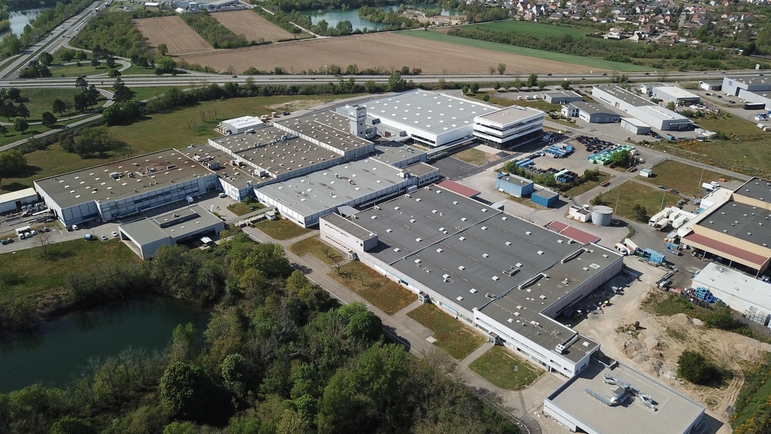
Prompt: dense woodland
<box><xmin>0</xmin><ymin>234</ymin><xmax>520</xmax><ymax>434</ymax></box>
<box><xmin>180</xmin><ymin>12</ymin><xmax>250</xmax><ymax>49</ymax></box>
<box><xmin>70</xmin><ymin>10</ymin><xmax>157</xmax><ymax>66</ymax></box>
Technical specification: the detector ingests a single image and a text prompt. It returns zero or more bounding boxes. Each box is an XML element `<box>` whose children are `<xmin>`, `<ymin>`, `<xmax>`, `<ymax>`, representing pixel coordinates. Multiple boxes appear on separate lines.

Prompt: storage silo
<box><xmin>592</xmin><ymin>206</ymin><xmax>613</xmax><ymax>226</ymax></box>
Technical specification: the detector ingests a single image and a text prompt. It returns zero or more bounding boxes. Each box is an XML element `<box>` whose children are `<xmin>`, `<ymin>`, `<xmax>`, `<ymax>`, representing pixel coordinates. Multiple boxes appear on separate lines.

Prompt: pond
<box><xmin>0</xmin><ymin>298</ymin><xmax>211</xmax><ymax>393</ymax></box>
<box><xmin>6</xmin><ymin>7</ymin><xmax>51</xmax><ymax>36</ymax></box>
<box><xmin>303</xmin><ymin>4</ymin><xmax>459</xmax><ymax>32</ymax></box>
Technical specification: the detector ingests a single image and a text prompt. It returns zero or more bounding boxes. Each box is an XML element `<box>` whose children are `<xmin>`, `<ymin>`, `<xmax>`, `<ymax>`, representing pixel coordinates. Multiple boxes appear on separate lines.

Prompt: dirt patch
<box><xmin>574</xmin><ymin>264</ymin><xmax>770</xmax><ymax>431</ymax></box>
<box><xmin>180</xmin><ymin>32</ymin><xmax>604</xmax><ymax>75</ymax></box>
<box><xmin>133</xmin><ymin>16</ymin><xmax>213</xmax><ymax>55</ymax></box>
<box><xmin>211</xmin><ymin>10</ymin><xmax>294</xmax><ymax>42</ymax></box>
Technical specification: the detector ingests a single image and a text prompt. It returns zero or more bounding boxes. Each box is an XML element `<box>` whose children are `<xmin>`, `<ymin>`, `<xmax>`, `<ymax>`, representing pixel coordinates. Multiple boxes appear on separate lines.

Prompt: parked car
<box><xmin>111</xmin><ymin>231</ymin><xmax>119</xmax><ymax>237</ymax></box>
<box><xmin>72</xmin><ymin>224</ymin><xmax>79</xmax><ymax>230</ymax></box>
<box><xmin>100</xmin><ymin>235</ymin><xmax>108</xmax><ymax>241</ymax></box>
<box><xmin>658</xmin><ymin>185</ymin><xmax>666</xmax><ymax>190</ymax></box>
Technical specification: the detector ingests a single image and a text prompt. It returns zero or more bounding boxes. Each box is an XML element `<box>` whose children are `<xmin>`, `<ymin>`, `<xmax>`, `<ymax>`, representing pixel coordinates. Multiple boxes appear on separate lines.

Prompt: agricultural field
<box><xmin>180</xmin><ymin>31</ymin><xmax>611</xmax><ymax>75</ymax></box>
<box><xmin>211</xmin><ymin>10</ymin><xmax>294</xmax><ymax>42</ymax></box>
<box><xmin>464</xmin><ymin>20</ymin><xmax>591</xmax><ymax>39</ymax></box>
<box><xmin>133</xmin><ymin>16</ymin><xmax>213</xmax><ymax>55</ymax></box>
<box><xmin>405</xmin><ymin>30</ymin><xmax>648</xmax><ymax>72</ymax></box>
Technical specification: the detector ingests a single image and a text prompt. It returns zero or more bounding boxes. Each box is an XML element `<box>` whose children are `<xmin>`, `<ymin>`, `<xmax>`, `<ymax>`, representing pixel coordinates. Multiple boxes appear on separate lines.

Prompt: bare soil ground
<box><xmin>211</xmin><ymin>10</ymin><xmax>294</xmax><ymax>42</ymax></box>
<box><xmin>133</xmin><ymin>16</ymin><xmax>213</xmax><ymax>55</ymax></box>
<box><xmin>180</xmin><ymin>32</ymin><xmax>602</xmax><ymax>75</ymax></box>
<box><xmin>573</xmin><ymin>261</ymin><xmax>771</xmax><ymax>433</ymax></box>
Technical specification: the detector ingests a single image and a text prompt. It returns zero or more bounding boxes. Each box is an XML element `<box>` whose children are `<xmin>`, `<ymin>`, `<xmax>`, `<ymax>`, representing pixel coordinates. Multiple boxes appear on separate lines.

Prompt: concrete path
<box><xmin>242</xmin><ymin>224</ymin><xmax>551</xmax><ymax>433</ymax></box>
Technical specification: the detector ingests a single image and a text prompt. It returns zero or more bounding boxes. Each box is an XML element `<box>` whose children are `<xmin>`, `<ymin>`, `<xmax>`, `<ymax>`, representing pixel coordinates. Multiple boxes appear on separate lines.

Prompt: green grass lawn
<box><xmin>452</xmin><ymin>148</ymin><xmax>498</xmax><ymax>166</ymax></box>
<box><xmin>9</xmin><ymin>88</ymin><xmax>84</xmax><ymax>122</ymax></box>
<box><xmin>131</xmin><ymin>86</ymin><xmax>190</xmax><ymax>102</ymax></box>
<box><xmin>403</xmin><ymin>30</ymin><xmax>650</xmax><ymax>72</ymax></box>
<box><xmin>226</xmin><ymin>200</ymin><xmax>265</xmax><ymax>216</ymax></box>
<box><xmin>329</xmin><ymin>261</ymin><xmax>415</xmax><ymax>315</ymax></box>
<box><xmin>693</xmin><ymin>114</ymin><xmax>765</xmax><ymax>140</ymax></box>
<box><xmin>637</xmin><ymin>160</ymin><xmax>734</xmax><ymax>196</ymax></box>
<box><xmin>464</xmin><ymin>20</ymin><xmax>591</xmax><ymax>39</ymax></box>
<box><xmin>407</xmin><ymin>303</ymin><xmax>486</xmax><ymax>360</ymax></box>
<box><xmin>469</xmin><ymin>346</ymin><xmax>541</xmax><ymax>390</ymax></box>
<box><xmin>0</xmin><ymin>239</ymin><xmax>140</xmax><ymax>301</ymax></box>
<box><xmin>479</xmin><ymin>93</ymin><xmax>561</xmax><ymax>112</ymax></box>
<box><xmin>253</xmin><ymin>218</ymin><xmax>311</xmax><ymax>240</ymax></box>
<box><xmin>290</xmin><ymin>236</ymin><xmax>343</xmax><ymax>266</ymax></box>
<box><xmin>49</xmin><ymin>63</ymin><xmax>112</xmax><ymax>77</ymax></box>
<box><xmin>562</xmin><ymin>171</ymin><xmax>610</xmax><ymax>197</ymax></box>
<box><xmin>654</xmin><ymin>139</ymin><xmax>771</xmax><ymax>177</ymax></box>
<box><xmin>599</xmin><ymin>180</ymin><xmax>679</xmax><ymax>221</ymax></box>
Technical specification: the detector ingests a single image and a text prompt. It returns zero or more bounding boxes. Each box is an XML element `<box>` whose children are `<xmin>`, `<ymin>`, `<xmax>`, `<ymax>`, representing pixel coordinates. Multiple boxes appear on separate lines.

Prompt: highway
<box><xmin>0</xmin><ymin>1</ymin><xmax>102</xmax><ymax>79</ymax></box>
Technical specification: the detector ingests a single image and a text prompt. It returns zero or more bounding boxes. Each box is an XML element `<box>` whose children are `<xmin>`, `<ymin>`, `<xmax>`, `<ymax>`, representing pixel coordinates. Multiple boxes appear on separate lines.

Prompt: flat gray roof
<box><xmin>255</xmin><ymin>158</ymin><xmax>405</xmax><ymax>217</ymax></box>
<box><xmin>179</xmin><ymin>143</ymin><xmax>265</xmax><ymax>188</ymax></box>
<box><xmin>475</xmin><ymin>105</ymin><xmax>544</xmax><ymax>126</ymax></box>
<box><xmin>322</xmin><ymin>212</ymin><xmax>374</xmax><ymax>240</ymax></box>
<box><xmin>548</xmin><ymin>359</ymin><xmax>705</xmax><ymax>434</ymax></box>
<box><xmin>371</xmin><ymin>141</ymin><xmax>426</xmax><ymax>166</ymax></box>
<box><xmin>697</xmin><ymin>200</ymin><xmax>771</xmax><ymax>249</ymax></box>
<box><xmin>736</xmin><ymin>177</ymin><xmax>771</xmax><ymax>202</ymax></box>
<box><xmin>209</xmin><ymin>128</ymin><xmax>341</xmax><ymax>178</ymax></box>
<box><xmin>571</xmin><ymin>101</ymin><xmax>618</xmax><ymax>116</ymax></box>
<box><xmin>729</xmin><ymin>76</ymin><xmax>771</xmax><ymax>87</ymax></box>
<box><xmin>120</xmin><ymin>205</ymin><xmax>223</xmax><ymax>245</ymax></box>
<box><xmin>275</xmin><ymin>111</ymin><xmax>372</xmax><ymax>152</ymax></box>
<box><xmin>359</xmin><ymin>90</ymin><xmax>497</xmax><ymax>135</ymax></box>
<box><xmin>534</xmin><ymin>189</ymin><xmax>558</xmax><ymax>199</ymax></box>
<box><xmin>544</xmin><ymin>90</ymin><xmax>582</xmax><ymax>98</ymax></box>
<box><xmin>407</xmin><ymin>162</ymin><xmax>440</xmax><ymax>177</ymax></box>
<box><xmin>35</xmin><ymin>149</ymin><xmax>214</xmax><ymax>209</ymax></box>
<box><xmin>593</xmin><ymin>85</ymin><xmax>654</xmax><ymax>107</ymax></box>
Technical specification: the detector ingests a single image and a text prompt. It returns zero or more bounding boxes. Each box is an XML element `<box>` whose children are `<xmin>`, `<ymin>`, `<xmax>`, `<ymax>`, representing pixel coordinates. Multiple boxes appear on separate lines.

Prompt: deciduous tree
<box><xmin>41</xmin><ymin>111</ymin><xmax>57</xmax><ymax>128</ymax></box>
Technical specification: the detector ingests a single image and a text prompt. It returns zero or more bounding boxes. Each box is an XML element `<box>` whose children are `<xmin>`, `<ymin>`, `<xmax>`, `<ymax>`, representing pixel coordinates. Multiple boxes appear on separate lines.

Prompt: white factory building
<box><xmin>0</xmin><ymin>188</ymin><xmax>39</xmax><ymax>214</ymax></box>
<box><xmin>34</xmin><ymin>149</ymin><xmax>219</xmax><ymax>227</ymax></box>
<box><xmin>473</xmin><ymin>105</ymin><xmax>545</xmax><ymax>148</ymax></box>
<box><xmin>591</xmin><ymin>85</ymin><xmax>693</xmax><ymax>131</ymax></box>
<box><xmin>692</xmin><ymin>263</ymin><xmax>771</xmax><ymax>325</ymax></box>
<box><xmin>220</xmin><ymin>116</ymin><xmax>264</xmax><ymax>135</ymax></box>
<box><xmin>320</xmin><ymin>185</ymin><xmax>623</xmax><ymax>376</ymax></box>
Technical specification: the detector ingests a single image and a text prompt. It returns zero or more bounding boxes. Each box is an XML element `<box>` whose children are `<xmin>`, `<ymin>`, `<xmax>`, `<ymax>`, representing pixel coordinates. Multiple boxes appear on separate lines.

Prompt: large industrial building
<box><xmin>351</xmin><ymin>90</ymin><xmax>544</xmax><ymax>148</ymax></box>
<box><xmin>562</xmin><ymin>101</ymin><xmax>621</xmax><ymax>124</ymax></box>
<box><xmin>722</xmin><ymin>76</ymin><xmax>771</xmax><ymax>97</ymax></box>
<box><xmin>680</xmin><ymin>177</ymin><xmax>771</xmax><ymax>275</ymax></box>
<box><xmin>472</xmin><ymin>105</ymin><xmax>545</xmax><ymax>148</ymax></box>
<box><xmin>119</xmin><ymin>205</ymin><xmax>225</xmax><ymax>259</ymax></box>
<box><xmin>591</xmin><ymin>85</ymin><xmax>693</xmax><ymax>131</ymax></box>
<box><xmin>545</xmin><ymin>359</ymin><xmax>706</xmax><ymax>434</ymax></box>
<box><xmin>35</xmin><ymin>149</ymin><xmax>219</xmax><ymax>227</ymax></box>
<box><xmin>320</xmin><ymin>185</ymin><xmax>623</xmax><ymax>376</ymax></box>
<box><xmin>692</xmin><ymin>263</ymin><xmax>771</xmax><ymax>324</ymax></box>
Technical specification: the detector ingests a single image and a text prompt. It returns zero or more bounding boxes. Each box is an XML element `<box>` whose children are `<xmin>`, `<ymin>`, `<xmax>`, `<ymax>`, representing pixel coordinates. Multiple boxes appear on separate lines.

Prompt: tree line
<box><xmin>180</xmin><ymin>11</ymin><xmax>251</xmax><ymax>49</ymax></box>
<box><xmin>70</xmin><ymin>9</ymin><xmax>157</xmax><ymax>67</ymax></box>
<box><xmin>0</xmin><ymin>233</ymin><xmax>520</xmax><ymax>434</ymax></box>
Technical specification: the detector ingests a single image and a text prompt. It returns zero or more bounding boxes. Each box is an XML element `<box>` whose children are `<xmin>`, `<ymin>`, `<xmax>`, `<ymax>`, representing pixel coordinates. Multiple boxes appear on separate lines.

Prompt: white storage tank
<box><xmin>592</xmin><ymin>205</ymin><xmax>613</xmax><ymax>226</ymax></box>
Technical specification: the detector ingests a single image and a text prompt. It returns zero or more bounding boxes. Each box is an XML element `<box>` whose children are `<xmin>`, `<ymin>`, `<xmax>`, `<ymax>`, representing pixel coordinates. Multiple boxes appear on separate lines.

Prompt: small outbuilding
<box><xmin>544</xmin><ymin>91</ymin><xmax>583</xmax><ymax>104</ymax></box>
<box><xmin>621</xmin><ymin>117</ymin><xmax>651</xmax><ymax>135</ymax></box>
<box><xmin>496</xmin><ymin>174</ymin><xmax>534</xmax><ymax>197</ymax></box>
<box><xmin>220</xmin><ymin>116</ymin><xmax>264</xmax><ymax>135</ymax></box>
<box><xmin>531</xmin><ymin>189</ymin><xmax>559</xmax><ymax>208</ymax></box>
<box><xmin>639</xmin><ymin>168</ymin><xmax>653</xmax><ymax>178</ymax></box>
<box><xmin>0</xmin><ymin>188</ymin><xmax>39</xmax><ymax>214</ymax></box>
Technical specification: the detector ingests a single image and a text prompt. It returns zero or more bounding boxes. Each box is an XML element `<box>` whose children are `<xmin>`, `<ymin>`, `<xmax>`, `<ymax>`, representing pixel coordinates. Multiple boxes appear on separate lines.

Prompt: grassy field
<box><xmin>0</xmin><ymin>239</ymin><xmax>140</xmax><ymax>301</ymax></box>
<box><xmin>562</xmin><ymin>171</ymin><xmax>610</xmax><ymax>197</ymax></box>
<box><xmin>131</xmin><ymin>86</ymin><xmax>190</xmax><ymax>102</ymax></box>
<box><xmin>407</xmin><ymin>303</ymin><xmax>486</xmax><ymax>360</ymax></box>
<box><xmin>469</xmin><ymin>346</ymin><xmax>541</xmax><ymax>390</ymax></box>
<box><xmin>637</xmin><ymin>160</ymin><xmax>734</xmax><ymax>196</ymax></box>
<box><xmin>464</xmin><ymin>20</ymin><xmax>591</xmax><ymax>39</ymax></box>
<box><xmin>732</xmin><ymin>353</ymin><xmax>771</xmax><ymax>431</ymax></box>
<box><xmin>600</xmin><ymin>180</ymin><xmax>679</xmax><ymax>220</ymax></box>
<box><xmin>49</xmin><ymin>64</ymin><xmax>112</xmax><ymax>77</ymax></box>
<box><xmin>453</xmin><ymin>148</ymin><xmax>499</xmax><ymax>166</ymax></box>
<box><xmin>7</xmin><ymin>88</ymin><xmax>84</xmax><ymax>122</ymax></box>
<box><xmin>693</xmin><ymin>114</ymin><xmax>765</xmax><ymax>139</ymax></box>
<box><xmin>404</xmin><ymin>30</ymin><xmax>649</xmax><ymax>72</ymax></box>
<box><xmin>0</xmin><ymin>95</ymin><xmax>342</xmax><ymax>193</ymax></box>
<box><xmin>253</xmin><ymin>218</ymin><xmax>311</xmax><ymax>240</ymax></box>
<box><xmin>654</xmin><ymin>139</ymin><xmax>771</xmax><ymax>177</ymax></box>
<box><xmin>480</xmin><ymin>92</ymin><xmax>561</xmax><ymax>112</ymax></box>
<box><xmin>290</xmin><ymin>236</ymin><xmax>342</xmax><ymax>265</ymax></box>
<box><xmin>226</xmin><ymin>200</ymin><xmax>265</xmax><ymax>216</ymax></box>
<box><xmin>329</xmin><ymin>261</ymin><xmax>415</xmax><ymax>315</ymax></box>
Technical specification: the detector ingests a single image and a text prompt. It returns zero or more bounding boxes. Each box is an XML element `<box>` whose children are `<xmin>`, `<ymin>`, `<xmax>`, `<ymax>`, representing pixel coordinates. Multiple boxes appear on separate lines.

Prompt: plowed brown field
<box><xmin>180</xmin><ymin>32</ymin><xmax>605</xmax><ymax>74</ymax></box>
<box><xmin>133</xmin><ymin>16</ymin><xmax>213</xmax><ymax>55</ymax></box>
<box><xmin>211</xmin><ymin>10</ymin><xmax>294</xmax><ymax>42</ymax></box>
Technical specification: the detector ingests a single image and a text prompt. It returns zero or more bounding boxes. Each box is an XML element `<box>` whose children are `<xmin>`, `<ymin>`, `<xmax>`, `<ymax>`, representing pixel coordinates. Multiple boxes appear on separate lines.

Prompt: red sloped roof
<box><xmin>683</xmin><ymin>232</ymin><xmax>767</xmax><ymax>266</ymax></box>
<box><xmin>560</xmin><ymin>226</ymin><xmax>601</xmax><ymax>244</ymax></box>
<box><xmin>547</xmin><ymin>220</ymin><xmax>570</xmax><ymax>232</ymax></box>
<box><xmin>437</xmin><ymin>180</ymin><xmax>480</xmax><ymax>198</ymax></box>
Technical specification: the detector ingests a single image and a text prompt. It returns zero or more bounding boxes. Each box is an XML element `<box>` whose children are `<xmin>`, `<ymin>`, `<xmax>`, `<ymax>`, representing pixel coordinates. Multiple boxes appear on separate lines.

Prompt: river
<box><xmin>303</xmin><ymin>4</ymin><xmax>459</xmax><ymax>32</ymax></box>
<box><xmin>6</xmin><ymin>7</ymin><xmax>50</xmax><ymax>36</ymax></box>
<box><xmin>0</xmin><ymin>298</ymin><xmax>211</xmax><ymax>393</ymax></box>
